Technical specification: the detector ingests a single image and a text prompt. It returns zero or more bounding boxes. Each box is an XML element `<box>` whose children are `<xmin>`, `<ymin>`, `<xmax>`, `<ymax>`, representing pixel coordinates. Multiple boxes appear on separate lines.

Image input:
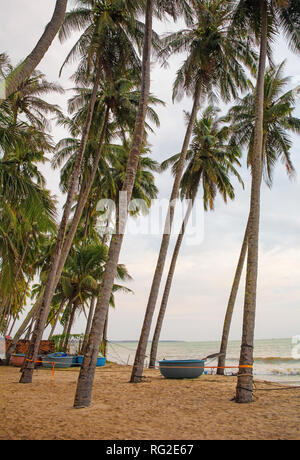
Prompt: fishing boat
<box><xmin>10</xmin><ymin>353</ymin><xmax>26</xmax><ymax>367</ymax></box>
<box><xmin>159</xmin><ymin>353</ymin><xmax>224</xmax><ymax>379</ymax></box>
<box><xmin>41</xmin><ymin>352</ymin><xmax>75</xmax><ymax>369</ymax></box>
<box><xmin>76</xmin><ymin>355</ymin><xmax>106</xmax><ymax>367</ymax></box>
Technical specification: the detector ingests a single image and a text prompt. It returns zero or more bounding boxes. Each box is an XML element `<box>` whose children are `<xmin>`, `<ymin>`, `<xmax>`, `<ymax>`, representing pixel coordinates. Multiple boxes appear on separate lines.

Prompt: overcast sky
<box><xmin>1</xmin><ymin>1</ymin><xmax>300</xmax><ymax>342</ymax></box>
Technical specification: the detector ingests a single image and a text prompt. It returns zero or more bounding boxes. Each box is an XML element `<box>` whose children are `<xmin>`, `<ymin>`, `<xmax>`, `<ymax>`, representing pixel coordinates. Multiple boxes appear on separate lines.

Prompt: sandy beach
<box><xmin>1</xmin><ymin>363</ymin><xmax>300</xmax><ymax>440</ymax></box>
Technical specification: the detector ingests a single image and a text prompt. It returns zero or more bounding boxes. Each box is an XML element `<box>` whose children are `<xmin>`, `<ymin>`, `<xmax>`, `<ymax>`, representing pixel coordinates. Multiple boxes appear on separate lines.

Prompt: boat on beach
<box><xmin>159</xmin><ymin>353</ymin><xmax>224</xmax><ymax>379</ymax></box>
<box><xmin>159</xmin><ymin>359</ymin><xmax>205</xmax><ymax>379</ymax></box>
<box><xmin>41</xmin><ymin>353</ymin><xmax>75</xmax><ymax>369</ymax></box>
<box><xmin>76</xmin><ymin>355</ymin><xmax>106</xmax><ymax>367</ymax></box>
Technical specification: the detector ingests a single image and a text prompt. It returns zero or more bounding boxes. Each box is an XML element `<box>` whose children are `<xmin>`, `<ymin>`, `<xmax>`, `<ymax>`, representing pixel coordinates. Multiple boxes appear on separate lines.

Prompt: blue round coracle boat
<box><xmin>76</xmin><ymin>355</ymin><xmax>106</xmax><ymax>367</ymax></box>
<box><xmin>159</xmin><ymin>359</ymin><xmax>205</xmax><ymax>379</ymax></box>
<box><xmin>42</xmin><ymin>353</ymin><xmax>75</xmax><ymax>369</ymax></box>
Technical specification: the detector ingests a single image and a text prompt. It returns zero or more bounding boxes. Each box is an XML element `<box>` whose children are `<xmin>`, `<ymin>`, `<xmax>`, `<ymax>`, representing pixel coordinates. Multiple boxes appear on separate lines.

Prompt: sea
<box><xmin>106</xmin><ymin>338</ymin><xmax>300</xmax><ymax>386</ymax></box>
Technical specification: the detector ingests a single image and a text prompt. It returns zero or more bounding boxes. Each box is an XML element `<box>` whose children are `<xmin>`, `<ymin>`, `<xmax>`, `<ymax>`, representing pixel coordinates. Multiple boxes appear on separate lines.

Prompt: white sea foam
<box><xmin>107</xmin><ymin>338</ymin><xmax>300</xmax><ymax>385</ymax></box>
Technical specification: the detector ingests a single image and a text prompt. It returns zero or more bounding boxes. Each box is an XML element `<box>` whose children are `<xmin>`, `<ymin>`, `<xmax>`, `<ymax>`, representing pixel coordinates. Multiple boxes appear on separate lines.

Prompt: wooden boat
<box><xmin>41</xmin><ymin>353</ymin><xmax>75</xmax><ymax>369</ymax></box>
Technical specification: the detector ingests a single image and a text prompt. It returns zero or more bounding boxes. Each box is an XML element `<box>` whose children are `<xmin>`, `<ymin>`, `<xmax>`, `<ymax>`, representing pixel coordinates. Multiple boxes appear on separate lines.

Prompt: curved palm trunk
<box><xmin>235</xmin><ymin>0</ymin><xmax>268</xmax><ymax>404</ymax></box>
<box><xmin>59</xmin><ymin>321</ymin><xmax>69</xmax><ymax>351</ymax></box>
<box><xmin>0</xmin><ymin>300</ymin><xmax>10</xmax><ymax>333</ymax></box>
<box><xmin>73</xmin><ymin>0</ymin><xmax>154</xmax><ymax>409</ymax></box>
<box><xmin>54</xmin><ymin>106</ymin><xmax>110</xmax><ymax>286</ymax></box>
<box><xmin>4</xmin><ymin>315</ymin><xmax>12</xmax><ymax>338</ymax></box>
<box><xmin>149</xmin><ymin>192</ymin><xmax>197</xmax><ymax>368</ymax></box>
<box><xmin>62</xmin><ymin>301</ymin><xmax>77</xmax><ymax>352</ymax></box>
<box><xmin>3</xmin><ymin>236</ymin><xmax>31</xmax><ymax>327</ymax></box>
<box><xmin>48</xmin><ymin>300</ymin><xmax>66</xmax><ymax>340</ymax></box>
<box><xmin>58</xmin><ymin>300</ymin><xmax>72</xmax><ymax>350</ymax></box>
<box><xmin>217</xmin><ymin>136</ymin><xmax>266</xmax><ymax>376</ymax></box>
<box><xmin>1</xmin><ymin>0</ymin><xmax>68</xmax><ymax>101</ymax></box>
<box><xmin>217</xmin><ymin>219</ymin><xmax>249</xmax><ymax>375</ymax></box>
<box><xmin>102</xmin><ymin>208</ymin><xmax>113</xmax><ymax>246</ymax></box>
<box><xmin>8</xmin><ymin>315</ymin><xmax>17</xmax><ymax>337</ymax></box>
<box><xmin>14</xmin><ymin>236</ymin><xmax>30</xmax><ymax>283</ymax></box>
<box><xmin>81</xmin><ymin>297</ymin><xmax>96</xmax><ymax>355</ymax></box>
<box><xmin>24</xmin><ymin>317</ymin><xmax>35</xmax><ymax>341</ymax></box>
<box><xmin>101</xmin><ymin>309</ymin><xmax>109</xmax><ymax>358</ymax></box>
<box><xmin>1</xmin><ymin>238</ymin><xmax>30</xmax><ymax>333</ymax></box>
<box><xmin>130</xmin><ymin>80</ymin><xmax>202</xmax><ymax>383</ymax></box>
<box><xmin>5</xmin><ymin>292</ymin><xmax>43</xmax><ymax>363</ymax></box>
<box><xmin>19</xmin><ymin>61</ymin><xmax>102</xmax><ymax>384</ymax></box>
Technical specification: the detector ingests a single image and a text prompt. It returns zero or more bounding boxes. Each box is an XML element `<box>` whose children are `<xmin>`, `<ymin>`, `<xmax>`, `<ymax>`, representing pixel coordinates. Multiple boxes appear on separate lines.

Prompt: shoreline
<box><xmin>1</xmin><ymin>363</ymin><xmax>300</xmax><ymax>440</ymax></box>
<box><xmin>105</xmin><ymin>339</ymin><xmax>300</xmax><ymax>387</ymax></box>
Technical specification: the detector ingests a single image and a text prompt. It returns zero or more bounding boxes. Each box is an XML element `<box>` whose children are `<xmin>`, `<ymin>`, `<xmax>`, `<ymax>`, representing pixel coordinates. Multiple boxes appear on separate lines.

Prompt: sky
<box><xmin>1</xmin><ymin>1</ymin><xmax>300</xmax><ymax>343</ymax></box>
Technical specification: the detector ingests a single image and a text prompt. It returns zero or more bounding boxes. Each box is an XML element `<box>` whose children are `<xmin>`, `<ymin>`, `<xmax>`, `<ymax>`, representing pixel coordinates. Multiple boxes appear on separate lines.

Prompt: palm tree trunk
<box><xmin>73</xmin><ymin>0</ymin><xmax>154</xmax><ymax>409</ymax></box>
<box><xmin>81</xmin><ymin>297</ymin><xmax>96</xmax><ymax>355</ymax></box>
<box><xmin>3</xmin><ymin>238</ymin><xmax>31</xmax><ymax>336</ymax></box>
<box><xmin>83</xmin><ymin>201</ymin><xmax>92</xmax><ymax>239</ymax></box>
<box><xmin>38</xmin><ymin>105</ymin><xmax>110</xmax><ymax>340</ymax></box>
<box><xmin>102</xmin><ymin>208</ymin><xmax>113</xmax><ymax>246</ymax></box>
<box><xmin>19</xmin><ymin>60</ymin><xmax>102</xmax><ymax>384</ymax></box>
<box><xmin>24</xmin><ymin>317</ymin><xmax>35</xmax><ymax>341</ymax></box>
<box><xmin>1</xmin><ymin>0</ymin><xmax>68</xmax><ymax>101</ymax></box>
<box><xmin>62</xmin><ymin>302</ymin><xmax>77</xmax><ymax>352</ymax></box>
<box><xmin>4</xmin><ymin>315</ymin><xmax>12</xmax><ymax>338</ymax></box>
<box><xmin>217</xmin><ymin>219</ymin><xmax>249</xmax><ymax>375</ymax></box>
<box><xmin>53</xmin><ymin>106</ymin><xmax>110</xmax><ymax>288</ymax></box>
<box><xmin>130</xmin><ymin>80</ymin><xmax>202</xmax><ymax>383</ymax></box>
<box><xmin>33</xmin><ymin>106</ymin><xmax>109</xmax><ymax>357</ymax></box>
<box><xmin>102</xmin><ymin>309</ymin><xmax>109</xmax><ymax>358</ymax></box>
<box><xmin>0</xmin><ymin>300</ymin><xmax>9</xmax><ymax>333</ymax></box>
<box><xmin>8</xmin><ymin>315</ymin><xmax>17</xmax><ymax>337</ymax></box>
<box><xmin>58</xmin><ymin>300</ymin><xmax>72</xmax><ymax>350</ymax></box>
<box><xmin>48</xmin><ymin>300</ymin><xmax>66</xmax><ymax>340</ymax></box>
<box><xmin>14</xmin><ymin>235</ymin><xmax>30</xmax><ymax>283</ymax></box>
<box><xmin>149</xmin><ymin>192</ymin><xmax>198</xmax><ymax>368</ymax></box>
<box><xmin>235</xmin><ymin>0</ymin><xmax>268</xmax><ymax>404</ymax></box>
<box><xmin>5</xmin><ymin>293</ymin><xmax>43</xmax><ymax>363</ymax></box>
<box><xmin>217</xmin><ymin>134</ymin><xmax>266</xmax><ymax>376</ymax></box>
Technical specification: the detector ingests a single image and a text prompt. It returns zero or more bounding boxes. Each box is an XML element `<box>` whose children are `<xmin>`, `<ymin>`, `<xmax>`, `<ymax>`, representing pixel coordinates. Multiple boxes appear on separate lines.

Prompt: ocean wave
<box><xmin>268</xmin><ymin>369</ymin><xmax>300</xmax><ymax>376</ymax></box>
<box><xmin>254</xmin><ymin>369</ymin><xmax>300</xmax><ymax>376</ymax></box>
<box><xmin>226</xmin><ymin>357</ymin><xmax>300</xmax><ymax>364</ymax></box>
<box><xmin>255</xmin><ymin>357</ymin><xmax>300</xmax><ymax>364</ymax></box>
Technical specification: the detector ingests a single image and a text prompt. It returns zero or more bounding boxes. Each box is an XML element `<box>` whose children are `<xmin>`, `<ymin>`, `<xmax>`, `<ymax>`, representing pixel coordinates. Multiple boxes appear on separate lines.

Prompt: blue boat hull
<box><xmin>76</xmin><ymin>356</ymin><xmax>106</xmax><ymax>367</ymax></box>
<box><xmin>42</xmin><ymin>353</ymin><xmax>75</xmax><ymax>369</ymax></box>
<box><xmin>159</xmin><ymin>360</ymin><xmax>205</xmax><ymax>379</ymax></box>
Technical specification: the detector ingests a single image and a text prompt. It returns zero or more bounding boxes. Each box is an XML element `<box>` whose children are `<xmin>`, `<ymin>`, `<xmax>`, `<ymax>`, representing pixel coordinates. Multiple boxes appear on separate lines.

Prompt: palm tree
<box><xmin>148</xmin><ymin>106</ymin><xmax>243</xmax><ymax>367</ymax></box>
<box><xmin>0</xmin><ymin>97</ymin><xmax>57</xmax><ymax>336</ymax></box>
<box><xmin>48</xmin><ymin>73</ymin><xmax>162</xmax><ymax>303</ymax></box>
<box><xmin>73</xmin><ymin>0</ymin><xmax>189</xmax><ymax>408</ymax></box>
<box><xmin>0</xmin><ymin>55</ymin><xmax>61</xmax><ymax>154</ymax></box>
<box><xmin>78</xmin><ymin>139</ymin><xmax>159</xmax><ymax>352</ymax></box>
<box><xmin>20</xmin><ymin>0</ymin><xmax>150</xmax><ymax>384</ymax></box>
<box><xmin>102</xmin><ymin>141</ymin><xmax>160</xmax><ymax>203</ymax></box>
<box><xmin>131</xmin><ymin>0</ymin><xmax>257</xmax><ymax>383</ymax></box>
<box><xmin>56</xmin><ymin>242</ymin><xmax>132</xmax><ymax>351</ymax></box>
<box><xmin>80</xmin><ymin>296</ymin><xmax>96</xmax><ymax>355</ymax></box>
<box><xmin>0</xmin><ymin>0</ymin><xmax>68</xmax><ymax>102</ymax></box>
<box><xmin>231</xmin><ymin>0</ymin><xmax>300</xmax><ymax>403</ymax></box>
<box><xmin>43</xmin><ymin>239</ymin><xmax>132</xmax><ymax>350</ymax></box>
<box><xmin>217</xmin><ymin>61</ymin><xmax>300</xmax><ymax>375</ymax></box>
<box><xmin>7</xmin><ymin>70</ymin><xmax>64</xmax><ymax>128</ymax></box>
<box><xmin>0</xmin><ymin>61</ymin><xmax>61</xmax><ymax>357</ymax></box>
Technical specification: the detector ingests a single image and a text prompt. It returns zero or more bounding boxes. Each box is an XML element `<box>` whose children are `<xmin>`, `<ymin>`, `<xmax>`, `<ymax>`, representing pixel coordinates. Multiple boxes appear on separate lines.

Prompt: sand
<box><xmin>1</xmin><ymin>363</ymin><xmax>300</xmax><ymax>440</ymax></box>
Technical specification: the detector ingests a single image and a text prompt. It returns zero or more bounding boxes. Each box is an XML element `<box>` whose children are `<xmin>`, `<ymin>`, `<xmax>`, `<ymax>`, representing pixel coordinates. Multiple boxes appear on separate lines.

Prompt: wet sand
<box><xmin>1</xmin><ymin>363</ymin><xmax>300</xmax><ymax>440</ymax></box>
